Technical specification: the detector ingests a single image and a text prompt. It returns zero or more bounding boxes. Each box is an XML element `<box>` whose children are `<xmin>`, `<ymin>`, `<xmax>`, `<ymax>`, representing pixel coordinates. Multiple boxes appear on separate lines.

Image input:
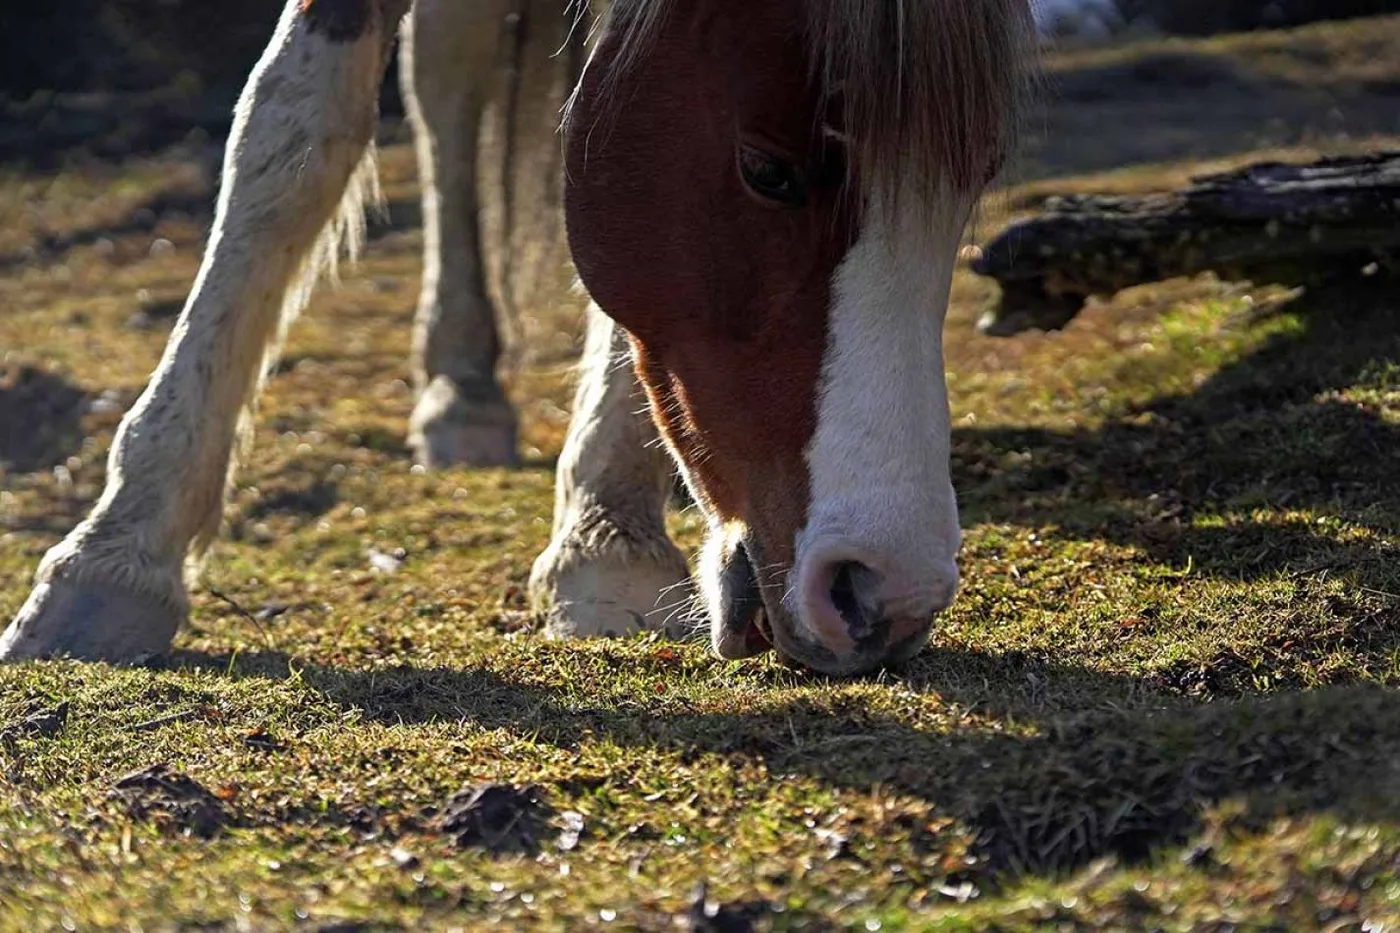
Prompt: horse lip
<box><xmin>715</xmin><ymin>539</ymin><xmax>770</xmax><ymax>658</ymax></box>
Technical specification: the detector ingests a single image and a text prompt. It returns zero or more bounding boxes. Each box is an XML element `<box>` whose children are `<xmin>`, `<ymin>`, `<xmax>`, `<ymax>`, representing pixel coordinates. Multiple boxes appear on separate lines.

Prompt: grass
<box><xmin>4</xmin><ymin>13</ymin><xmax>1400</xmax><ymax>932</ymax></box>
<box><xmin>1020</xmin><ymin>14</ymin><xmax>1400</xmax><ymax>180</ymax></box>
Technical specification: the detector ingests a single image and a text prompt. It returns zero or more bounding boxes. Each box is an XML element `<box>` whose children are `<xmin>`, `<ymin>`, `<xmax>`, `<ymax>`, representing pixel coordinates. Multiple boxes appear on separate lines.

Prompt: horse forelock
<box><xmin>809</xmin><ymin>0</ymin><xmax>1038</xmax><ymax>204</ymax></box>
<box><xmin>588</xmin><ymin>0</ymin><xmax>1038</xmax><ymax>205</ymax></box>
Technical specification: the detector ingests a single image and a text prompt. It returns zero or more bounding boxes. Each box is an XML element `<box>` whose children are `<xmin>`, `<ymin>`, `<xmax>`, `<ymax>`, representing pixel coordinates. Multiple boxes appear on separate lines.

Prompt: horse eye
<box><xmin>737</xmin><ymin>145</ymin><xmax>807</xmax><ymax>207</ymax></box>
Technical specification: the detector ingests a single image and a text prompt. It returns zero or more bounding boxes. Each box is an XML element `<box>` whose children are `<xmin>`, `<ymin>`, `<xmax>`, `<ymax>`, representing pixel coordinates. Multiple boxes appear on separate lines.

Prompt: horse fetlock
<box><xmin>0</xmin><ymin>574</ymin><xmax>185</xmax><ymax>663</ymax></box>
<box><xmin>409</xmin><ymin>374</ymin><xmax>519</xmax><ymax>469</ymax></box>
<box><xmin>528</xmin><ymin>523</ymin><xmax>692</xmax><ymax>641</ymax></box>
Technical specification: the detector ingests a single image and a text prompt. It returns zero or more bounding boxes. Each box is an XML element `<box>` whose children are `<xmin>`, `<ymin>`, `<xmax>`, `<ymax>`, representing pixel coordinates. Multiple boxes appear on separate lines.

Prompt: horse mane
<box><xmin>592</xmin><ymin>0</ymin><xmax>1038</xmax><ymax>203</ymax></box>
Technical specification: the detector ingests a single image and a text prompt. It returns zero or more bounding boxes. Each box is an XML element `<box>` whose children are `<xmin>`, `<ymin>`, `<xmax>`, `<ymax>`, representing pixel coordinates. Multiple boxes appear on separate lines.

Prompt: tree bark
<box><xmin>972</xmin><ymin>151</ymin><xmax>1400</xmax><ymax>336</ymax></box>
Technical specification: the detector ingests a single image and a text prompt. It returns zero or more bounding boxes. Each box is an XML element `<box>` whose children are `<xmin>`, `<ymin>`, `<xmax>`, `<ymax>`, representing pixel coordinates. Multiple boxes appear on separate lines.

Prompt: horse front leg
<box><xmin>1</xmin><ymin>0</ymin><xmax>409</xmax><ymax>662</ymax></box>
<box><xmin>529</xmin><ymin>306</ymin><xmax>693</xmax><ymax>638</ymax></box>
<box><xmin>403</xmin><ymin>0</ymin><xmax>519</xmax><ymax>468</ymax></box>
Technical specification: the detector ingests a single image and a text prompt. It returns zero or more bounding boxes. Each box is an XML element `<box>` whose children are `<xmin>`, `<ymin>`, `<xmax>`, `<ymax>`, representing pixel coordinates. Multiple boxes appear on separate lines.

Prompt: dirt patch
<box><xmin>432</xmin><ymin>782</ymin><xmax>558</xmax><ymax>855</ymax></box>
<box><xmin>0</xmin><ymin>365</ymin><xmax>88</xmax><ymax>474</ymax></box>
<box><xmin>682</xmin><ymin>883</ymin><xmax>784</xmax><ymax>933</ymax></box>
<box><xmin>109</xmin><ymin>763</ymin><xmax>233</xmax><ymax>839</ymax></box>
<box><xmin>0</xmin><ymin>701</ymin><xmax>69</xmax><ymax>745</ymax></box>
<box><xmin>243</xmin><ymin>480</ymin><xmax>341</xmax><ymax>522</ymax></box>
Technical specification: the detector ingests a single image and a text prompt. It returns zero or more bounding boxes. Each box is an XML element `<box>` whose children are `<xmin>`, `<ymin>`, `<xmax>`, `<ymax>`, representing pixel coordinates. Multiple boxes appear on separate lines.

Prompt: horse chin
<box><xmin>710</xmin><ymin>539</ymin><xmax>772</xmax><ymax>660</ymax></box>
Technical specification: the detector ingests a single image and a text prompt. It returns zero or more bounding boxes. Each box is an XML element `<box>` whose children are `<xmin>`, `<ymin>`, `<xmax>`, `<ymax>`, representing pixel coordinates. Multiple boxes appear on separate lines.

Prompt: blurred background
<box><xmin>2</xmin><ymin>1</ymin><xmax>389</xmax><ymax>164</ymax></box>
<box><xmin>1036</xmin><ymin>0</ymin><xmax>1394</xmax><ymax>35</ymax></box>
<box><xmin>1037</xmin><ymin>0</ymin><xmax>1395</xmax><ymax>36</ymax></box>
<box><xmin>2</xmin><ymin>0</ymin><xmax>1397</xmax><ymax>165</ymax></box>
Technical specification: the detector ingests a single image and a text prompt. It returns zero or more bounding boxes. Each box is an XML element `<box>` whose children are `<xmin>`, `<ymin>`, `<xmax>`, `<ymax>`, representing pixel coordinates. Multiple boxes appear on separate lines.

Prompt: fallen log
<box><xmin>972</xmin><ymin>151</ymin><xmax>1400</xmax><ymax>336</ymax></box>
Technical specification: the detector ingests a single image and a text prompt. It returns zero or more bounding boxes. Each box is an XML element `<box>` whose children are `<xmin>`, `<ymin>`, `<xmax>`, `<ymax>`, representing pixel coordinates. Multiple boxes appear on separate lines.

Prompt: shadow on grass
<box><xmin>1021</xmin><ymin>47</ymin><xmax>1400</xmax><ymax>181</ymax></box>
<box><xmin>151</xmin><ymin>281</ymin><xmax>1400</xmax><ymax>882</ymax></box>
<box><xmin>0</xmin><ymin>364</ymin><xmax>88</xmax><ymax>473</ymax></box>
<box><xmin>0</xmin><ymin>188</ymin><xmax>214</xmax><ymax>272</ymax></box>
<box><xmin>166</xmin><ymin>644</ymin><xmax>1400</xmax><ymax>883</ymax></box>
<box><xmin>0</xmin><ymin>184</ymin><xmax>423</xmax><ymax>273</ymax></box>
<box><xmin>952</xmin><ymin>282</ymin><xmax>1400</xmax><ymax>583</ymax></box>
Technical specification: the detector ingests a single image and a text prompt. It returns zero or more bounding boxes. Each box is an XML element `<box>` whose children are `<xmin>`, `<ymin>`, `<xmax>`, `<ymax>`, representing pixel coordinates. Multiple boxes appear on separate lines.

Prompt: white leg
<box><xmin>403</xmin><ymin>0</ymin><xmax>519</xmax><ymax>468</ymax></box>
<box><xmin>529</xmin><ymin>306</ymin><xmax>692</xmax><ymax>639</ymax></box>
<box><xmin>1</xmin><ymin>0</ymin><xmax>409</xmax><ymax>662</ymax></box>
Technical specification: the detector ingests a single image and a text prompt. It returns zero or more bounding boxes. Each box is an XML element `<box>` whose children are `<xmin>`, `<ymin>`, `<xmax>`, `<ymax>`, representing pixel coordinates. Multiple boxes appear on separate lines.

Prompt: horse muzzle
<box><xmin>709</xmin><ymin>533</ymin><xmax>953</xmax><ymax>676</ymax></box>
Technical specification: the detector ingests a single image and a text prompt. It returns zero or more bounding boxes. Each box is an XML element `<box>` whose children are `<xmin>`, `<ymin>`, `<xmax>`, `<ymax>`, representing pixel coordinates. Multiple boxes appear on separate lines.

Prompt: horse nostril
<box><xmin>828</xmin><ymin>560</ymin><xmax>880</xmax><ymax>642</ymax></box>
<box><xmin>796</xmin><ymin>546</ymin><xmax>953</xmax><ymax>665</ymax></box>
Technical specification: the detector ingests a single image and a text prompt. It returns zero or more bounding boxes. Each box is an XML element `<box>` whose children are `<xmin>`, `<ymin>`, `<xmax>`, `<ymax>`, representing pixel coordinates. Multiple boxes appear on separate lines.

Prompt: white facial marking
<box><xmin>792</xmin><ymin>186</ymin><xmax>975</xmax><ymax>640</ymax></box>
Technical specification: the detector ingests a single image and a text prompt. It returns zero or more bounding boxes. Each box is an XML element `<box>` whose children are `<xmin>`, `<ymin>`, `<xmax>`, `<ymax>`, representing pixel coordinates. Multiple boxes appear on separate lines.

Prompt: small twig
<box><xmin>123</xmin><ymin>710</ymin><xmax>198</xmax><ymax>733</ymax></box>
<box><xmin>205</xmin><ymin>584</ymin><xmax>277</xmax><ymax>652</ymax></box>
<box><xmin>801</xmin><ymin>735</ymin><xmax>883</xmax><ymax>751</ymax></box>
<box><xmin>1287</xmin><ymin>561</ymin><xmax>1342</xmax><ymax>579</ymax></box>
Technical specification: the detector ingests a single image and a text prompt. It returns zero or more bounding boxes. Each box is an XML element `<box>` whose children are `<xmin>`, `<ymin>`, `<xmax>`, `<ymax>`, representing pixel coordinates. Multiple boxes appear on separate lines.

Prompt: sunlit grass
<box><xmin>3</xmin><ymin>15</ymin><xmax>1400</xmax><ymax>931</ymax></box>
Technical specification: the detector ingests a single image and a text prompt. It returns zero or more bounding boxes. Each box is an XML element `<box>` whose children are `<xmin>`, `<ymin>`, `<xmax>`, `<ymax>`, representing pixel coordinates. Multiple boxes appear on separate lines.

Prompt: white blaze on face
<box><xmin>791</xmin><ymin>186</ymin><xmax>975</xmax><ymax>632</ymax></box>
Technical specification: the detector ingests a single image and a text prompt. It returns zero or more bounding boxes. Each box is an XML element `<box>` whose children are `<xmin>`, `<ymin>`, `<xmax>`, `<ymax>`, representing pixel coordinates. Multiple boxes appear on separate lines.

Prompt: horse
<box><xmin>1</xmin><ymin>0</ymin><xmax>1036</xmax><ymax>677</ymax></box>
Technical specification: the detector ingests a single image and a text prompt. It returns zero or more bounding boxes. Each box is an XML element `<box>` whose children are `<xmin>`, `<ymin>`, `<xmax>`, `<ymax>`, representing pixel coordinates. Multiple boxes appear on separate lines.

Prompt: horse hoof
<box><xmin>409</xmin><ymin>375</ymin><xmax>520</xmax><ymax>469</ymax></box>
<box><xmin>528</xmin><ymin>533</ymin><xmax>694</xmax><ymax>640</ymax></box>
<box><xmin>0</xmin><ymin>577</ymin><xmax>182</xmax><ymax>663</ymax></box>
